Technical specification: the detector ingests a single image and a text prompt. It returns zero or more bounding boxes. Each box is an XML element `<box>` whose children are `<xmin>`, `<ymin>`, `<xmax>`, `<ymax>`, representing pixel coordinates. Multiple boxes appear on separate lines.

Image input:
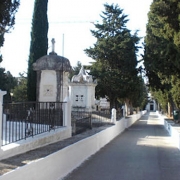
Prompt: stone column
<box><xmin>63</xmin><ymin>96</ymin><xmax>71</xmax><ymax>127</ymax></box>
<box><xmin>36</xmin><ymin>71</ymin><xmax>41</xmax><ymax>101</ymax></box>
<box><xmin>111</xmin><ymin>108</ymin><xmax>116</xmax><ymax>124</ymax></box>
<box><xmin>0</xmin><ymin>90</ymin><xmax>7</xmax><ymax>147</ymax></box>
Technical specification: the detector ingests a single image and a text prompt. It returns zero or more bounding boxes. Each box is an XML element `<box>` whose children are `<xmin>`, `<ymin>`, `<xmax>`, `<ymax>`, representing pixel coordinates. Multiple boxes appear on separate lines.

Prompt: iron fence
<box><xmin>71</xmin><ymin>108</ymin><xmax>121</xmax><ymax>135</ymax></box>
<box><xmin>2</xmin><ymin>102</ymin><xmax>65</xmax><ymax>146</ymax></box>
<box><xmin>71</xmin><ymin>108</ymin><xmax>92</xmax><ymax>135</ymax></box>
<box><xmin>91</xmin><ymin>109</ymin><xmax>111</xmax><ymax>127</ymax></box>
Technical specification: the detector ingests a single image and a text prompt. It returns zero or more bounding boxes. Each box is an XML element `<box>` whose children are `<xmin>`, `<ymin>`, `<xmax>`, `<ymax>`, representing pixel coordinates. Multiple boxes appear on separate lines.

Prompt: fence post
<box><xmin>0</xmin><ymin>90</ymin><xmax>6</xmax><ymax>147</ymax></box>
<box><xmin>111</xmin><ymin>108</ymin><xmax>116</xmax><ymax>124</ymax></box>
<box><xmin>63</xmin><ymin>96</ymin><xmax>71</xmax><ymax>127</ymax></box>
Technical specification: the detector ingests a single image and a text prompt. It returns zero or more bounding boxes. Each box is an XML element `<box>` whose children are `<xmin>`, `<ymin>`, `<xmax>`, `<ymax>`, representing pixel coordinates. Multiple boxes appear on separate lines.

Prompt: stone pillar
<box><xmin>111</xmin><ymin>108</ymin><xmax>116</xmax><ymax>124</ymax></box>
<box><xmin>36</xmin><ymin>71</ymin><xmax>41</xmax><ymax>101</ymax></box>
<box><xmin>63</xmin><ymin>96</ymin><xmax>71</xmax><ymax>127</ymax></box>
<box><xmin>0</xmin><ymin>90</ymin><xmax>7</xmax><ymax>147</ymax></box>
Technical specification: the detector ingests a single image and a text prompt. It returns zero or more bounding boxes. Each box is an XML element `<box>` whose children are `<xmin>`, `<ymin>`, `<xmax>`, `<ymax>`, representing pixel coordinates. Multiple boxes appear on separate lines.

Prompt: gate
<box><xmin>71</xmin><ymin>108</ymin><xmax>118</xmax><ymax>135</ymax></box>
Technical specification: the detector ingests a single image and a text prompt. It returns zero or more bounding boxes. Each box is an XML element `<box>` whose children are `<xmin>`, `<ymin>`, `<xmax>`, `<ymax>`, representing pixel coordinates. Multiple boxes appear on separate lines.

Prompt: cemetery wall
<box><xmin>0</xmin><ymin>110</ymin><xmax>146</xmax><ymax>180</ymax></box>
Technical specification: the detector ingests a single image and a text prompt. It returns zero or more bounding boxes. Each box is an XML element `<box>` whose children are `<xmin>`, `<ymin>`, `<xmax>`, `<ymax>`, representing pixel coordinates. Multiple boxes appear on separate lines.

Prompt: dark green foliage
<box><xmin>0</xmin><ymin>69</ymin><xmax>17</xmax><ymax>102</ymax></box>
<box><xmin>150</xmin><ymin>0</ymin><xmax>180</xmax><ymax>48</ymax></box>
<box><xmin>144</xmin><ymin>0</ymin><xmax>180</xmax><ymax>112</ymax></box>
<box><xmin>0</xmin><ymin>0</ymin><xmax>20</xmax><ymax>62</ymax></box>
<box><xmin>169</xmin><ymin>76</ymin><xmax>180</xmax><ymax>109</ymax></box>
<box><xmin>13</xmin><ymin>73</ymin><xmax>27</xmax><ymax>102</ymax></box>
<box><xmin>150</xmin><ymin>89</ymin><xmax>169</xmax><ymax>113</ymax></box>
<box><xmin>85</xmin><ymin>4</ymin><xmax>141</xmax><ymax>109</ymax></box>
<box><xmin>27</xmin><ymin>0</ymin><xmax>48</xmax><ymax>101</ymax></box>
<box><xmin>0</xmin><ymin>0</ymin><xmax>20</xmax><ymax>34</ymax></box>
<box><xmin>0</xmin><ymin>68</ymin><xmax>6</xmax><ymax>90</ymax></box>
<box><xmin>0</xmin><ymin>69</ymin><xmax>17</xmax><ymax>91</ymax></box>
<box><xmin>129</xmin><ymin>76</ymin><xmax>148</xmax><ymax>110</ymax></box>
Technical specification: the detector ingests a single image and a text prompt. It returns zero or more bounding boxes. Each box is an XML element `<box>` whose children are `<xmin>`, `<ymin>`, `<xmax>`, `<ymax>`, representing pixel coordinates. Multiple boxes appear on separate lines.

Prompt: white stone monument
<box><xmin>33</xmin><ymin>38</ymin><xmax>71</xmax><ymax>102</ymax></box>
<box><xmin>69</xmin><ymin>66</ymin><xmax>97</xmax><ymax>111</ymax></box>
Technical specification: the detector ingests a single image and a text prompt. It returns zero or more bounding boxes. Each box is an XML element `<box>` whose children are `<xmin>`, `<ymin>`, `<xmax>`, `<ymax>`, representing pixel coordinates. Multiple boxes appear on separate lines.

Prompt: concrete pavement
<box><xmin>63</xmin><ymin>112</ymin><xmax>180</xmax><ymax>180</ymax></box>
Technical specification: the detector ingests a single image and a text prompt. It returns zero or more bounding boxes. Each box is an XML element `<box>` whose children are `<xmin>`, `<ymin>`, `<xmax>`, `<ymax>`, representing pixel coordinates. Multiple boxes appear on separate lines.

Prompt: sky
<box><xmin>1</xmin><ymin>0</ymin><xmax>153</xmax><ymax>77</ymax></box>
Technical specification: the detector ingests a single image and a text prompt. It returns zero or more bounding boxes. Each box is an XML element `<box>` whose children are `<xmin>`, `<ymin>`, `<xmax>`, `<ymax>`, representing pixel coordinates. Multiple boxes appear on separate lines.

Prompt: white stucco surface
<box><xmin>39</xmin><ymin>70</ymin><xmax>57</xmax><ymax>102</ymax></box>
<box><xmin>0</xmin><ymin>127</ymin><xmax>71</xmax><ymax>160</ymax></box>
<box><xmin>69</xmin><ymin>83</ymin><xmax>96</xmax><ymax>110</ymax></box>
<box><xmin>0</xmin><ymin>111</ymin><xmax>146</xmax><ymax>180</ymax></box>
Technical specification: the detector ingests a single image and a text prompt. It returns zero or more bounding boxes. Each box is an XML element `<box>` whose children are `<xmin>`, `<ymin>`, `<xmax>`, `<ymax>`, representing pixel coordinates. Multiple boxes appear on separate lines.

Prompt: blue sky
<box><xmin>1</xmin><ymin>0</ymin><xmax>153</xmax><ymax>77</ymax></box>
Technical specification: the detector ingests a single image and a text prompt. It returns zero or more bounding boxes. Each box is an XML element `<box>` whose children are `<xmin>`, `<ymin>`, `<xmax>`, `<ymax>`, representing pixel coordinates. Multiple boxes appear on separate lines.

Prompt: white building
<box><xmin>69</xmin><ymin>66</ymin><xmax>97</xmax><ymax>111</ymax></box>
<box><xmin>145</xmin><ymin>93</ymin><xmax>157</xmax><ymax>111</ymax></box>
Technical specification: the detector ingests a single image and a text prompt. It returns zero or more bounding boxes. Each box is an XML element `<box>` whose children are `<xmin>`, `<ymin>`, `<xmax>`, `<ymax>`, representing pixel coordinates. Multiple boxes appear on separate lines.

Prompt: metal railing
<box><xmin>2</xmin><ymin>102</ymin><xmax>66</xmax><ymax>146</ymax></box>
<box><xmin>72</xmin><ymin>109</ymin><xmax>92</xmax><ymax>135</ymax></box>
<box><xmin>91</xmin><ymin>109</ymin><xmax>111</xmax><ymax>127</ymax></box>
<box><xmin>71</xmin><ymin>108</ymin><xmax>119</xmax><ymax>135</ymax></box>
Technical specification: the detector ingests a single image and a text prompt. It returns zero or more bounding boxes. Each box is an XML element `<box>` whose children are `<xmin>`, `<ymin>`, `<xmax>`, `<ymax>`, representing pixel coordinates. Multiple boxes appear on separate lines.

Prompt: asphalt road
<box><xmin>62</xmin><ymin>112</ymin><xmax>180</xmax><ymax>180</ymax></box>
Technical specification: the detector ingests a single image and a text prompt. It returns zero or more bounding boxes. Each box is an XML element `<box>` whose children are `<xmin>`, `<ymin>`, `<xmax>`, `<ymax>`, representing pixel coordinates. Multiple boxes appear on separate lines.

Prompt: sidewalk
<box><xmin>63</xmin><ymin>112</ymin><xmax>180</xmax><ymax>180</ymax></box>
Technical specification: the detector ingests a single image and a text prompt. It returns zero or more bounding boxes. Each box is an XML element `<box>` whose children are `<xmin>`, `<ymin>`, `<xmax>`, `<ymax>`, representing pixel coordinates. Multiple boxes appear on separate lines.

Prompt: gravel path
<box><xmin>0</xmin><ymin>125</ymin><xmax>112</xmax><ymax>176</ymax></box>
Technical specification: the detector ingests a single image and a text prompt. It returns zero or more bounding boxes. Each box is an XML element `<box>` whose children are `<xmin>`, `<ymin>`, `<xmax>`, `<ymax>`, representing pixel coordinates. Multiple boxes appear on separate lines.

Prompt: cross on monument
<box><xmin>51</xmin><ymin>38</ymin><xmax>55</xmax><ymax>53</ymax></box>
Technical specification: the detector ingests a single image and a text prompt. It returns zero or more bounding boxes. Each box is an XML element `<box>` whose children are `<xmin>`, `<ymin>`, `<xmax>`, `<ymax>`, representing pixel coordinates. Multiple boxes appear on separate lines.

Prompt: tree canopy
<box><xmin>0</xmin><ymin>0</ymin><xmax>20</xmax><ymax>62</ymax></box>
<box><xmin>85</xmin><ymin>4</ymin><xmax>144</xmax><ymax>109</ymax></box>
<box><xmin>12</xmin><ymin>73</ymin><xmax>27</xmax><ymax>102</ymax></box>
<box><xmin>0</xmin><ymin>0</ymin><xmax>19</xmax><ymax>34</ymax></box>
<box><xmin>144</xmin><ymin>0</ymin><xmax>180</xmax><ymax>112</ymax></box>
<box><xmin>0</xmin><ymin>69</ymin><xmax>17</xmax><ymax>102</ymax></box>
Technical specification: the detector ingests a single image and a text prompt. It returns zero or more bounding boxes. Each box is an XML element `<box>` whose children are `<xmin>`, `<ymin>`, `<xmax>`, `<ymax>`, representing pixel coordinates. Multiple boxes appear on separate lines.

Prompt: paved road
<box><xmin>63</xmin><ymin>112</ymin><xmax>180</xmax><ymax>180</ymax></box>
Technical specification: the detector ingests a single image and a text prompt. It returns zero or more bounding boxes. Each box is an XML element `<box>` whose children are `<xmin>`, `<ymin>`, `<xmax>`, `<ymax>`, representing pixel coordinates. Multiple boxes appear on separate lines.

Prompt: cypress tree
<box><xmin>144</xmin><ymin>0</ymin><xmax>180</xmax><ymax>112</ymax></box>
<box><xmin>27</xmin><ymin>0</ymin><xmax>48</xmax><ymax>101</ymax></box>
<box><xmin>85</xmin><ymin>4</ymin><xmax>140</xmax><ymax>109</ymax></box>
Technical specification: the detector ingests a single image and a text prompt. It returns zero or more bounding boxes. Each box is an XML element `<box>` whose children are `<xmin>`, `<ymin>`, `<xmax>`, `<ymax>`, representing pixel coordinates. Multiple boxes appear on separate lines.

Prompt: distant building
<box><xmin>146</xmin><ymin>93</ymin><xmax>157</xmax><ymax>111</ymax></box>
<box><xmin>69</xmin><ymin>66</ymin><xmax>97</xmax><ymax>111</ymax></box>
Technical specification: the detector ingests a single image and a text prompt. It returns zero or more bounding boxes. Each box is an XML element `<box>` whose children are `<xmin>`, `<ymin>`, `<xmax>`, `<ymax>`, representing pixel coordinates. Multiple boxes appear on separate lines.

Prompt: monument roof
<box><xmin>33</xmin><ymin>38</ymin><xmax>72</xmax><ymax>72</ymax></box>
<box><xmin>33</xmin><ymin>53</ymin><xmax>72</xmax><ymax>72</ymax></box>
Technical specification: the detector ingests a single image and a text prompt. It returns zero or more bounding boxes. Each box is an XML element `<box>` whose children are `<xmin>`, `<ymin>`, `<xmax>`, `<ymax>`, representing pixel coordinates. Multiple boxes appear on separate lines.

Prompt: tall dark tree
<box><xmin>144</xmin><ymin>0</ymin><xmax>180</xmax><ymax>113</ymax></box>
<box><xmin>0</xmin><ymin>0</ymin><xmax>20</xmax><ymax>62</ymax></box>
<box><xmin>85</xmin><ymin>4</ymin><xmax>140</xmax><ymax>109</ymax></box>
<box><xmin>27</xmin><ymin>0</ymin><xmax>49</xmax><ymax>101</ymax></box>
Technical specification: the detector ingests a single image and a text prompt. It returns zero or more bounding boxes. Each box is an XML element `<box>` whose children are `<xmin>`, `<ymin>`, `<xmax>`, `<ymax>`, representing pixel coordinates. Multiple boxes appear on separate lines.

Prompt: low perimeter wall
<box><xmin>163</xmin><ymin>117</ymin><xmax>180</xmax><ymax>150</ymax></box>
<box><xmin>0</xmin><ymin>111</ymin><xmax>146</xmax><ymax>180</ymax></box>
<box><xmin>0</xmin><ymin>127</ymin><xmax>72</xmax><ymax>160</ymax></box>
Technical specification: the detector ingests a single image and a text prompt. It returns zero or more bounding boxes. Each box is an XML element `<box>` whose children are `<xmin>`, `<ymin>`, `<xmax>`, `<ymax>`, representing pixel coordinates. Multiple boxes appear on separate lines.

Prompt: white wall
<box><xmin>0</xmin><ymin>94</ymin><xmax>72</xmax><ymax>160</ymax></box>
<box><xmin>0</xmin><ymin>111</ymin><xmax>146</xmax><ymax>180</ymax></box>
<box><xmin>69</xmin><ymin>83</ymin><xmax>96</xmax><ymax>109</ymax></box>
<box><xmin>0</xmin><ymin>127</ymin><xmax>71</xmax><ymax>160</ymax></box>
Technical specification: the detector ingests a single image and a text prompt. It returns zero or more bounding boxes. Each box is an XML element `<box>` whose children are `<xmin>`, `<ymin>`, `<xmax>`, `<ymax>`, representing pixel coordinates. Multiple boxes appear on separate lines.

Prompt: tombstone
<box><xmin>69</xmin><ymin>66</ymin><xmax>97</xmax><ymax>111</ymax></box>
<box><xmin>33</xmin><ymin>38</ymin><xmax>72</xmax><ymax>102</ymax></box>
